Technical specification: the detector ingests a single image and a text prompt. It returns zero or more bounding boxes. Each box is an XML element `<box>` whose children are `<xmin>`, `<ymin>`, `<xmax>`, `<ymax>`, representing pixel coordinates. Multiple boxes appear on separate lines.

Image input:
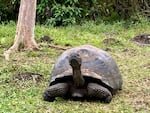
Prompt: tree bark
<box><xmin>4</xmin><ymin>0</ymin><xmax>39</xmax><ymax>61</ymax></box>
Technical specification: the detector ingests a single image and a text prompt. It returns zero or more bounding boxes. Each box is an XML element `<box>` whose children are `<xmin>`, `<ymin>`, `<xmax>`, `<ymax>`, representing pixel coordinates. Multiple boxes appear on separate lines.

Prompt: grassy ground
<box><xmin>0</xmin><ymin>20</ymin><xmax>150</xmax><ymax>113</ymax></box>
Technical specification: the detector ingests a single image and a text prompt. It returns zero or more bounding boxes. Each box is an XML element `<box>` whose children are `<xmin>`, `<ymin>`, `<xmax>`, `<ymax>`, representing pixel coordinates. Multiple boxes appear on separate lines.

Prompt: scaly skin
<box><xmin>43</xmin><ymin>83</ymin><xmax>68</xmax><ymax>102</ymax></box>
<box><xmin>87</xmin><ymin>83</ymin><xmax>112</xmax><ymax>103</ymax></box>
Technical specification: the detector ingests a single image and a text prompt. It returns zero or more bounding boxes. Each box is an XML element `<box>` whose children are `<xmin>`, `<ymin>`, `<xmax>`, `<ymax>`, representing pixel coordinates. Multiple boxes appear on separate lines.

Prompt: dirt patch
<box><xmin>132</xmin><ymin>33</ymin><xmax>150</xmax><ymax>46</ymax></box>
<box><xmin>141</xmin><ymin>77</ymin><xmax>150</xmax><ymax>82</ymax></box>
<box><xmin>128</xmin><ymin>77</ymin><xmax>150</xmax><ymax>112</ymax></box>
<box><xmin>104</xmin><ymin>31</ymin><xmax>117</xmax><ymax>35</ymax></box>
<box><xmin>41</xmin><ymin>35</ymin><xmax>53</xmax><ymax>43</ymax></box>
<box><xmin>64</xmin><ymin>43</ymin><xmax>72</xmax><ymax>47</ymax></box>
<box><xmin>16</xmin><ymin>72</ymin><xmax>43</xmax><ymax>83</ymax></box>
<box><xmin>102</xmin><ymin>38</ymin><xmax>122</xmax><ymax>45</ymax></box>
<box><xmin>122</xmin><ymin>48</ymin><xmax>136</xmax><ymax>52</ymax></box>
<box><xmin>133</xmin><ymin>100</ymin><xmax>149</xmax><ymax>112</ymax></box>
<box><xmin>104</xmin><ymin>47</ymin><xmax>112</xmax><ymax>51</ymax></box>
<box><xmin>142</xmin><ymin>63</ymin><xmax>150</xmax><ymax>69</ymax></box>
<box><xmin>122</xmin><ymin>48</ymin><xmax>137</xmax><ymax>56</ymax></box>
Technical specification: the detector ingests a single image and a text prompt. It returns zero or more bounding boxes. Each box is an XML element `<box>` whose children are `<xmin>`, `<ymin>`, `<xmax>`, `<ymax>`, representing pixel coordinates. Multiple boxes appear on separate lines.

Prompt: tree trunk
<box><xmin>4</xmin><ymin>0</ymin><xmax>39</xmax><ymax>61</ymax></box>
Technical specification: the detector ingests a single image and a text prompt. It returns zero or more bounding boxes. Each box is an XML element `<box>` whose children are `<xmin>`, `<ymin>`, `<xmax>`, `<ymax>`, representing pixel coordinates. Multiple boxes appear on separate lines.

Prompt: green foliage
<box><xmin>0</xmin><ymin>0</ymin><xmax>150</xmax><ymax>25</ymax></box>
<box><xmin>0</xmin><ymin>0</ymin><xmax>19</xmax><ymax>22</ymax></box>
<box><xmin>0</xmin><ymin>21</ymin><xmax>15</xmax><ymax>47</ymax></box>
<box><xmin>50</xmin><ymin>4</ymin><xmax>81</xmax><ymax>26</ymax></box>
<box><xmin>36</xmin><ymin>0</ymin><xmax>150</xmax><ymax>25</ymax></box>
<box><xmin>36</xmin><ymin>0</ymin><xmax>50</xmax><ymax>22</ymax></box>
<box><xmin>37</xmin><ymin>0</ymin><xmax>82</xmax><ymax>26</ymax></box>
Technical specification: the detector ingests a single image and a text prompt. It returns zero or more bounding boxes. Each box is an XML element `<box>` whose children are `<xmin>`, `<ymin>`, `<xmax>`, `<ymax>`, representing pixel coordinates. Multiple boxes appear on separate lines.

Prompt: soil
<box><xmin>40</xmin><ymin>35</ymin><xmax>53</xmax><ymax>43</ymax></box>
<box><xmin>65</xmin><ymin>43</ymin><xmax>72</xmax><ymax>47</ymax></box>
<box><xmin>102</xmin><ymin>38</ymin><xmax>122</xmax><ymax>45</ymax></box>
<box><xmin>132</xmin><ymin>33</ymin><xmax>150</xmax><ymax>45</ymax></box>
<box><xmin>16</xmin><ymin>72</ymin><xmax>42</xmax><ymax>82</ymax></box>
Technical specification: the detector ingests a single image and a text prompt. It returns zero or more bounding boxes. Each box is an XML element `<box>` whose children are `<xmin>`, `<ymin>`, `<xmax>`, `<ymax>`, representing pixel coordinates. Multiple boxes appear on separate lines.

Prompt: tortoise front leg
<box><xmin>87</xmin><ymin>83</ymin><xmax>112</xmax><ymax>103</ymax></box>
<box><xmin>43</xmin><ymin>83</ymin><xmax>68</xmax><ymax>102</ymax></box>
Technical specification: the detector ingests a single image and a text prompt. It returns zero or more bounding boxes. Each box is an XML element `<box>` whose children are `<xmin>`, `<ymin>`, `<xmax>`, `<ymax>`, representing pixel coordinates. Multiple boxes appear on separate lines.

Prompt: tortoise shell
<box><xmin>49</xmin><ymin>45</ymin><xmax>122</xmax><ymax>94</ymax></box>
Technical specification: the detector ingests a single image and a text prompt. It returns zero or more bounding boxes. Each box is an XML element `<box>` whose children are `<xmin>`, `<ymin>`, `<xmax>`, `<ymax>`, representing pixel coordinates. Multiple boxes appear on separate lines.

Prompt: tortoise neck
<box><xmin>72</xmin><ymin>67</ymin><xmax>85</xmax><ymax>87</ymax></box>
<box><xmin>69</xmin><ymin>53</ymin><xmax>84</xmax><ymax>87</ymax></box>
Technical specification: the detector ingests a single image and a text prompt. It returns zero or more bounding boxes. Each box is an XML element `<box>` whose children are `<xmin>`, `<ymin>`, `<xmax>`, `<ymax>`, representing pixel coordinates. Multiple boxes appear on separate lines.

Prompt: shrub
<box><xmin>0</xmin><ymin>0</ymin><xmax>149</xmax><ymax>25</ymax></box>
<box><xmin>0</xmin><ymin>0</ymin><xmax>19</xmax><ymax>22</ymax></box>
<box><xmin>37</xmin><ymin>0</ymin><xmax>82</xmax><ymax>26</ymax></box>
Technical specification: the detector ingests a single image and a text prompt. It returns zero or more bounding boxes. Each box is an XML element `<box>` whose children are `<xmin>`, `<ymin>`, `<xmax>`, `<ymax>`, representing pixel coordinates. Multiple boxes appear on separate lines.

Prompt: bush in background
<box><xmin>0</xmin><ymin>0</ymin><xmax>149</xmax><ymax>26</ymax></box>
<box><xmin>37</xmin><ymin>0</ymin><xmax>82</xmax><ymax>26</ymax></box>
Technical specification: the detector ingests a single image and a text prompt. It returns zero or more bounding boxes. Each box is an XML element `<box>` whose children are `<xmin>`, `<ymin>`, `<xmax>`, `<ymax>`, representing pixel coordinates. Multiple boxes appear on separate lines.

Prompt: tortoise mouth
<box><xmin>69</xmin><ymin>59</ymin><xmax>81</xmax><ymax>67</ymax></box>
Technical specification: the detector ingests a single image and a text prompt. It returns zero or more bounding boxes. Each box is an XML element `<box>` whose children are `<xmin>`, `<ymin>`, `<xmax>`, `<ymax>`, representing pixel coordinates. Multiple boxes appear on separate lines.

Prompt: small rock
<box><xmin>41</xmin><ymin>35</ymin><xmax>53</xmax><ymax>43</ymax></box>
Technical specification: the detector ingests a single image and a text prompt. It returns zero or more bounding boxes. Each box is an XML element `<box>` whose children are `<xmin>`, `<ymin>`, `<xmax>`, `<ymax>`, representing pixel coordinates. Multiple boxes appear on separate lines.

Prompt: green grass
<box><xmin>0</xmin><ymin>21</ymin><xmax>150</xmax><ymax>113</ymax></box>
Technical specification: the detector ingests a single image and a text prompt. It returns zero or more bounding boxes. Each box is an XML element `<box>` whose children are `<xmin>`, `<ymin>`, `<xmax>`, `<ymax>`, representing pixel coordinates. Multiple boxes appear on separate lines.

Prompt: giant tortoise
<box><xmin>43</xmin><ymin>45</ymin><xmax>122</xmax><ymax>103</ymax></box>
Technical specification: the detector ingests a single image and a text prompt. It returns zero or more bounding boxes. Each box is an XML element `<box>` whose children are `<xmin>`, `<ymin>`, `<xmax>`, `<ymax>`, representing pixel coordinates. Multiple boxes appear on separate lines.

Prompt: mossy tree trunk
<box><xmin>4</xmin><ymin>0</ymin><xmax>39</xmax><ymax>61</ymax></box>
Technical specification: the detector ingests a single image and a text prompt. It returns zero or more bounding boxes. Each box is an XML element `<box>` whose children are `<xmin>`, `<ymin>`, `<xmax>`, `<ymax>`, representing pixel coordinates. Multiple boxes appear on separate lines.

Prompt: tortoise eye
<box><xmin>76</xmin><ymin>53</ymin><xmax>80</xmax><ymax>57</ymax></box>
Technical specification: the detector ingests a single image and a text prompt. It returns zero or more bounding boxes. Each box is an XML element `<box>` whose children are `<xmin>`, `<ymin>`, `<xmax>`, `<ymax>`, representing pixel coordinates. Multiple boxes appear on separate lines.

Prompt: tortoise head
<box><xmin>69</xmin><ymin>53</ymin><xmax>82</xmax><ymax>69</ymax></box>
